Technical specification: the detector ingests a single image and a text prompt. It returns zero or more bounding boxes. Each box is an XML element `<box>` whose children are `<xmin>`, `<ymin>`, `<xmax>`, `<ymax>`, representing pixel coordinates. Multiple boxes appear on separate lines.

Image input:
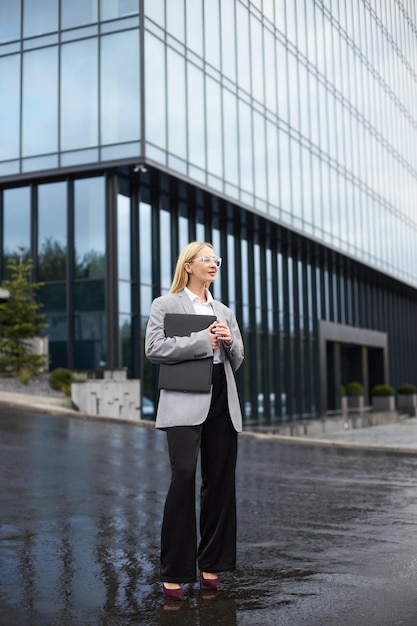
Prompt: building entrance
<box><xmin>319</xmin><ymin>321</ymin><xmax>388</xmax><ymax>415</ymax></box>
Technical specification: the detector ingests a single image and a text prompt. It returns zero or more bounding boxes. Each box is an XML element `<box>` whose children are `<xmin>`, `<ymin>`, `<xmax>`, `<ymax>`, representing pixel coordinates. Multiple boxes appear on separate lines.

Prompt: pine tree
<box><xmin>0</xmin><ymin>249</ymin><xmax>49</xmax><ymax>378</ymax></box>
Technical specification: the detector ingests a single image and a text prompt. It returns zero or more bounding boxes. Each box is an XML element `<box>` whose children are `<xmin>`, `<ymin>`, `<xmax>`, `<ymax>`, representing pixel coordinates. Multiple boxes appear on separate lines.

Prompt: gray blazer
<box><xmin>145</xmin><ymin>290</ymin><xmax>244</xmax><ymax>431</ymax></box>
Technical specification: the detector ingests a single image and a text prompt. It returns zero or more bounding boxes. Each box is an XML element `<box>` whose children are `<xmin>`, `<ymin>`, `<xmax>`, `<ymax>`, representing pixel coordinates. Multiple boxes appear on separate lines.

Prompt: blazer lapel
<box><xmin>176</xmin><ymin>290</ymin><xmax>196</xmax><ymax>314</ymax></box>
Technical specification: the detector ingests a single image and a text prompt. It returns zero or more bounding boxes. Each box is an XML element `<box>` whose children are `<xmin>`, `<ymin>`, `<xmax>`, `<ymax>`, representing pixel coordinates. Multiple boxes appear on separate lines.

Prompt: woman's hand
<box><xmin>208</xmin><ymin>320</ymin><xmax>233</xmax><ymax>349</ymax></box>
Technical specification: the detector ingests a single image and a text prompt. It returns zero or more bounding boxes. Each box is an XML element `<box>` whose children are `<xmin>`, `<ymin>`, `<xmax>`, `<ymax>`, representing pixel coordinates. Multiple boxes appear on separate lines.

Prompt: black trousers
<box><xmin>160</xmin><ymin>364</ymin><xmax>238</xmax><ymax>583</ymax></box>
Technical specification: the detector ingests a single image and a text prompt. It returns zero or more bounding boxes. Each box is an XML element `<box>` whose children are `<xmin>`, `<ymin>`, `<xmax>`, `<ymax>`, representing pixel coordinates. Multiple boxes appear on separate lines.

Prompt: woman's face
<box><xmin>186</xmin><ymin>245</ymin><xmax>219</xmax><ymax>285</ymax></box>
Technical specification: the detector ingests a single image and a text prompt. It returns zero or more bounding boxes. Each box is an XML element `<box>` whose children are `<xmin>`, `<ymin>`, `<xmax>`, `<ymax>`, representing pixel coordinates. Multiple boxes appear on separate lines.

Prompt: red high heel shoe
<box><xmin>162</xmin><ymin>583</ymin><xmax>184</xmax><ymax>600</ymax></box>
<box><xmin>200</xmin><ymin>573</ymin><xmax>220</xmax><ymax>590</ymax></box>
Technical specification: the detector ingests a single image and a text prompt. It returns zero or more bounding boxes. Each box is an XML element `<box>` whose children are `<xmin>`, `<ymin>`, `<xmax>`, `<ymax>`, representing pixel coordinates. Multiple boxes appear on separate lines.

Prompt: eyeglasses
<box><xmin>189</xmin><ymin>256</ymin><xmax>222</xmax><ymax>268</ymax></box>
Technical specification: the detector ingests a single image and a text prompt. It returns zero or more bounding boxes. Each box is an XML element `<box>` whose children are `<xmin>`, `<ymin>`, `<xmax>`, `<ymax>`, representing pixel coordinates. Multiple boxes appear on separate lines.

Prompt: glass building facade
<box><xmin>1</xmin><ymin>0</ymin><xmax>417</xmax><ymax>424</ymax></box>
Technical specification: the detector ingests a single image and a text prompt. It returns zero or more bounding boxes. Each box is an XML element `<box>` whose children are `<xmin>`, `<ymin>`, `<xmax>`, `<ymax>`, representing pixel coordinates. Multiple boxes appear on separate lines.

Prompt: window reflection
<box><xmin>145</xmin><ymin>32</ymin><xmax>166</xmax><ymax>150</ymax></box>
<box><xmin>101</xmin><ymin>0</ymin><xmax>138</xmax><ymax>21</ymax></box>
<box><xmin>117</xmin><ymin>194</ymin><xmax>131</xmax><ymax>280</ymax></box>
<box><xmin>187</xmin><ymin>63</ymin><xmax>205</xmax><ymax>169</ymax></box>
<box><xmin>100</xmin><ymin>30</ymin><xmax>140</xmax><ymax>144</ymax></box>
<box><xmin>236</xmin><ymin>3</ymin><xmax>250</xmax><ymax>92</ymax></box>
<box><xmin>38</xmin><ymin>182</ymin><xmax>67</xmax><ymax>281</ymax></box>
<box><xmin>61</xmin><ymin>0</ymin><xmax>97</xmax><ymax>29</ymax></box>
<box><xmin>139</xmin><ymin>201</ymin><xmax>152</xmax><ymax>284</ymax></box>
<box><xmin>3</xmin><ymin>187</ymin><xmax>31</xmax><ymax>262</ymax></box>
<box><xmin>0</xmin><ymin>2</ymin><xmax>20</xmax><ymax>42</ymax></box>
<box><xmin>0</xmin><ymin>55</ymin><xmax>20</xmax><ymax>160</ymax></box>
<box><xmin>74</xmin><ymin>313</ymin><xmax>106</xmax><ymax>369</ymax></box>
<box><xmin>220</xmin><ymin>0</ymin><xmax>236</xmax><ymax>81</ymax></box>
<box><xmin>119</xmin><ymin>314</ymin><xmax>132</xmax><ymax>374</ymax></box>
<box><xmin>166</xmin><ymin>0</ymin><xmax>184</xmax><ymax>42</ymax></box>
<box><xmin>74</xmin><ymin>177</ymin><xmax>105</xmax><ymax>278</ymax></box>
<box><xmin>61</xmin><ymin>39</ymin><xmax>98</xmax><ymax>150</ymax></box>
<box><xmin>167</xmin><ymin>48</ymin><xmax>186</xmax><ymax>159</ymax></box>
<box><xmin>186</xmin><ymin>0</ymin><xmax>202</xmax><ymax>57</ymax></box>
<box><xmin>23</xmin><ymin>0</ymin><xmax>58</xmax><ymax>37</ymax></box>
<box><xmin>206</xmin><ymin>77</ymin><xmax>222</xmax><ymax>178</ymax></box>
<box><xmin>223</xmin><ymin>89</ymin><xmax>238</xmax><ymax>186</ymax></box>
<box><xmin>22</xmin><ymin>47</ymin><xmax>58</xmax><ymax>156</ymax></box>
<box><xmin>204</xmin><ymin>0</ymin><xmax>220</xmax><ymax>68</ymax></box>
<box><xmin>238</xmin><ymin>100</ymin><xmax>253</xmax><ymax>194</ymax></box>
<box><xmin>44</xmin><ymin>315</ymin><xmax>68</xmax><ymax>369</ymax></box>
<box><xmin>160</xmin><ymin>209</ymin><xmax>172</xmax><ymax>290</ymax></box>
<box><xmin>250</xmin><ymin>15</ymin><xmax>264</xmax><ymax>104</ymax></box>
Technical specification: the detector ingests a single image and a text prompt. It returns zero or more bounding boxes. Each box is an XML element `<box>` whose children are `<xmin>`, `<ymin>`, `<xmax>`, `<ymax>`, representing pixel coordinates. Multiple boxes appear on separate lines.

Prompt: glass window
<box><xmin>0</xmin><ymin>55</ymin><xmax>20</xmax><ymax>161</ymax></box>
<box><xmin>61</xmin><ymin>0</ymin><xmax>97</xmax><ymax>29</ymax></box>
<box><xmin>101</xmin><ymin>0</ymin><xmax>138</xmax><ymax>20</ymax></box>
<box><xmin>144</xmin><ymin>0</ymin><xmax>164</xmax><ymax>26</ymax></box>
<box><xmin>236</xmin><ymin>3</ymin><xmax>250</xmax><ymax>92</ymax></box>
<box><xmin>264</xmin><ymin>28</ymin><xmax>277</xmax><ymax>114</ymax></box>
<box><xmin>223</xmin><ymin>89</ymin><xmax>238</xmax><ymax>186</ymax></box>
<box><xmin>278</xmin><ymin>131</ymin><xmax>290</xmax><ymax>215</ymax></box>
<box><xmin>73</xmin><ymin>313</ymin><xmax>106</xmax><ymax>369</ymax></box>
<box><xmin>0</xmin><ymin>2</ymin><xmax>20</xmax><ymax>42</ymax></box>
<box><xmin>45</xmin><ymin>315</ymin><xmax>68</xmax><ymax>369</ymax></box>
<box><xmin>117</xmin><ymin>193</ymin><xmax>131</xmax><ymax>280</ymax></box>
<box><xmin>118</xmin><ymin>281</ymin><xmax>131</xmax><ymax>314</ymax></box>
<box><xmin>100</xmin><ymin>29</ymin><xmax>140</xmax><ymax>145</ymax></box>
<box><xmin>160</xmin><ymin>210</ymin><xmax>172</xmax><ymax>290</ymax></box>
<box><xmin>22</xmin><ymin>47</ymin><xmax>58</xmax><ymax>157</ymax></box>
<box><xmin>238</xmin><ymin>99</ymin><xmax>253</xmax><ymax>194</ymax></box>
<box><xmin>74</xmin><ymin>280</ymin><xmax>105</xmax><ymax>311</ymax></box>
<box><xmin>167</xmin><ymin>48</ymin><xmax>186</xmax><ymax>159</ymax></box>
<box><xmin>40</xmin><ymin>284</ymin><xmax>66</xmax><ymax>312</ymax></box>
<box><xmin>204</xmin><ymin>0</ymin><xmax>220</xmax><ymax>69</ymax></box>
<box><xmin>205</xmin><ymin>77</ymin><xmax>222</xmax><ymax>178</ymax></box>
<box><xmin>74</xmin><ymin>177</ymin><xmax>105</xmax><ymax>279</ymax></box>
<box><xmin>38</xmin><ymin>182</ymin><xmax>67</xmax><ymax>281</ymax></box>
<box><xmin>301</xmin><ymin>145</ymin><xmax>313</xmax><ymax>227</ymax></box>
<box><xmin>166</xmin><ymin>0</ymin><xmax>184</xmax><ymax>43</ymax></box>
<box><xmin>220</xmin><ymin>0</ymin><xmax>236</xmax><ymax>82</ymax></box>
<box><xmin>266</xmin><ymin>120</ymin><xmax>279</xmax><ymax>208</ymax></box>
<box><xmin>187</xmin><ymin>62</ymin><xmax>205</xmax><ymax>169</ymax></box>
<box><xmin>250</xmin><ymin>15</ymin><xmax>264</xmax><ymax>103</ymax></box>
<box><xmin>139</xmin><ymin>200</ymin><xmax>152</xmax><ymax>285</ymax></box>
<box><xmin>291</xmin><ymin>139</ymin><xmax>302</xmax><ymax>222</ymax></box>
<box><xmin>253</xmin><ymin>111</ymin><xmax>266</xmax><ymax>200</ymax></box>
<box><xmin>23</xmin><ymin>0</ymin><xmax>58</xmax><ymax>37</ymax></box>
<box><xmin>145</xmin><ymin>32</ymin><xmax>166</xmax><ymax>150</ymax></box>
<box><xmin>3</xmin><ymin>187</ymin><xmax>31</xmax><ymax>262</ymax></box>
<box><xmin>227</xmin><ymin>232</ymin><xmax>235</xmax><ymax>306</ymax></box>
<box><xmin>276</xmin><ymin>40</ymin><xmax>288</xmax><ymax>124</ymax></box>
<box><xmin>185</xmin><ymin>0</ymin><xmax>203</xmax><ymax>57</ymax></box>
<box><xmin>61</xmin><ymin>39</ymin><xmax>98</xmax><ymax>151</ymax></box>
<box><xmin>119</xmin><ymin>314</ymin><xmax>132</xmax><ymax>373</ymax></box>
<box><xmin>287</xmin><ymin>52</ymin><xmax>299</xmax><ymax>132</ymax></box>
<box><xmin>274</xmin><ymin>0</ymin><xmax>286</xmax><ymax>34</ymax></box>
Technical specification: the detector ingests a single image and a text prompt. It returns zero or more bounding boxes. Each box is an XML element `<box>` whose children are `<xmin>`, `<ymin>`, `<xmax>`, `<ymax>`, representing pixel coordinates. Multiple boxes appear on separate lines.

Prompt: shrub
<box><xmin>49</xmin><ymin>368</ymin><xmax>74</xmax><ymax>396</ymax></box>
<box><xmin>371</xmin><ymin>384</ymin><xmax>394</xmax><ymax>397</ymax></box>
<box><xmin>345</xmin><ymin>381</ymin><xmax>364</xmax><ymax>397</ymax></box>
<box><xmin>398</xmin><ymin>383</ymin><xmax>417</xmax><ymax>395</ymax></box>
<box><xmin>340</xmin><ymin>385</ymin><xmax>346</xmax><ymax>396</ymax></box>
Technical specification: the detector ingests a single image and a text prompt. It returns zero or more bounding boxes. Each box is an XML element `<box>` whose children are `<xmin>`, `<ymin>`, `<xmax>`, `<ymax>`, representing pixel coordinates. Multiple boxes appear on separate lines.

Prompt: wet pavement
<box><xmin>1</xmin><ymin>405</ymin><xmax>417</xmax><ymax>625</ymax></box>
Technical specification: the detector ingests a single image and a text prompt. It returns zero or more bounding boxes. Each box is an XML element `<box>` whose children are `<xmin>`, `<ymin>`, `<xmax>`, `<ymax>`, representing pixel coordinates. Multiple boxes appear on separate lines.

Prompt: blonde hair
<box><xmin>170</xmin><ymin>241</ymin><xmax>214</xmax><ymax>293</ymax></box>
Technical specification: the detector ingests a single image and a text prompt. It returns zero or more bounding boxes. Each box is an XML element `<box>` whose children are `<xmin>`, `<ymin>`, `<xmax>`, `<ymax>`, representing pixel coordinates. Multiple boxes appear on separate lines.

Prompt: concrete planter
<box><xmin>398</xmin><ymin>393</ymin><xmax>417</xmax><ymax>416</ymax></box>
<box><xmin>341</xmin><ymin>396</ymin><xmax>348</xmax><ymax>415</ymax></box>
<box><xmin>347</xmin><ymin>396</ymin><xmax>365</xmax><ymax>411</ymax></box>
<box><xmin>371</xmin><ymin>395</ymin><xmax>395</xmax><ymax>412</ymax></box>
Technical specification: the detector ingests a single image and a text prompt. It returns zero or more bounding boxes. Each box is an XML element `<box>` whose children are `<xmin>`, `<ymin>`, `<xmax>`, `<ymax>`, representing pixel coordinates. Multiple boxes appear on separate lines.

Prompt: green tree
<box><xmin>0</xmin><ymin>250</ymin><xmax>49</xmax><ymax>378</ymax></box>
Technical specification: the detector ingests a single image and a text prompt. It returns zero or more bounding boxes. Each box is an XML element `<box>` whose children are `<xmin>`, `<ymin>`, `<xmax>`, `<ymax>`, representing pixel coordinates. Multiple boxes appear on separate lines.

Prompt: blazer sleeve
<box><xmin>221</xmin><ymin>309</ymin><xmax>244</xmax><ymax>372</ymax></box>
<box><xmin>145</xmin><ymin>296</ymin><xmax>213</xmax><ymax>365</ymax></box>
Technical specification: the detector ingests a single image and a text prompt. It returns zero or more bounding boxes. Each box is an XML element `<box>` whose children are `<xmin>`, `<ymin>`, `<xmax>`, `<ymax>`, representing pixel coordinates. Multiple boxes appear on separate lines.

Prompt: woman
<box><xmin>145</xmin><ymin>241</ymin><xmax>244</xmax><ymax>600</ymax></box>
